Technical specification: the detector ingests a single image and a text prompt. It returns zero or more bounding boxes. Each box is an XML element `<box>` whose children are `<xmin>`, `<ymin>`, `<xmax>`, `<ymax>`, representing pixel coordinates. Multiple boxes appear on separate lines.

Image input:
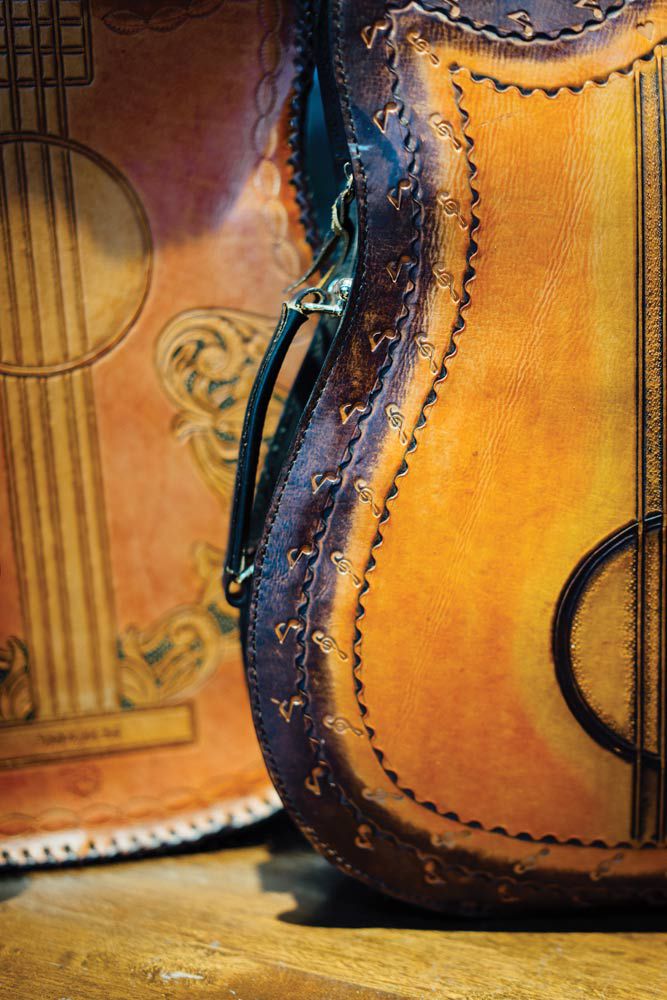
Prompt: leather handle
<box><xmin>224</xmin><ymin>165</ymin><xmax>355</xmax><ymax>608</ymax></box>
<box><xmin>224</xmin><ymin>301</ymin><xmax>311</xmax><ymax>607</ymax></box>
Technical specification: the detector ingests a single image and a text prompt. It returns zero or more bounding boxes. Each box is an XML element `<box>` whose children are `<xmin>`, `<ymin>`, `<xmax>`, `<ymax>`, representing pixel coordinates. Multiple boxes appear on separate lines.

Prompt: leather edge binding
<box><xmin>0</xmin><ymin>789</ymin><xmax>281</xmax><ymax>869</ymax></box>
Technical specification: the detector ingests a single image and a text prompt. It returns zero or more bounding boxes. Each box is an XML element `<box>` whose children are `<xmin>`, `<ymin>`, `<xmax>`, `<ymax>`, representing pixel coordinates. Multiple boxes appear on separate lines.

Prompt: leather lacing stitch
<box><xmin>0</xmin><ymin>0</ymin><xmax>288</xmax><ymax>871</ymax></box>
<box><xmin>0</xmin><ymin>791</ymin><xmax>280</xmax><ymax>868</ymax></box>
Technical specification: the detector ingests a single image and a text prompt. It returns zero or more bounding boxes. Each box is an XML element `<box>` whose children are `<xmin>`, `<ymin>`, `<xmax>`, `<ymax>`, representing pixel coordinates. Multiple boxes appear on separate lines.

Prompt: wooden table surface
<box><xmin>0</xmin><ymin>816</ymin><xmax>665</xmax><ymax>1000</ymax></box>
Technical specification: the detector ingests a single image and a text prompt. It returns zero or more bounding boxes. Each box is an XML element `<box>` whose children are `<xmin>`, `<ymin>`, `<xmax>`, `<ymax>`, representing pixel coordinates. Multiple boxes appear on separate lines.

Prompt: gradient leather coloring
<box><xmin>0</xmin><ymin>0</ymin><xmax>311</xmax><ymax>864</ymax></box>
<box><xmin>247</xmin><ymin>0</ymin><xmax>667</xmax><ymax>911</ymax></box>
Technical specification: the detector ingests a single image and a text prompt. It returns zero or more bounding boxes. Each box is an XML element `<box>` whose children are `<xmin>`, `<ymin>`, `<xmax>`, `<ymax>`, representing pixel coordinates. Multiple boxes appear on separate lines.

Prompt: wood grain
<box><xmin>0</xmin><ymin>820</ymin><xmax>664</xmax><ymax>999</ymax></box>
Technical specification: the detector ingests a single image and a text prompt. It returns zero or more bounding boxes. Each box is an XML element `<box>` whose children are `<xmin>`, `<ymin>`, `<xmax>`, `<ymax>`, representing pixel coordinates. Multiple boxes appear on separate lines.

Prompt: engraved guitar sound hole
<box><xmin>0</xmin><ymin>136</ymin><xmax>151</xmax><ymax>376</ymax></box>
<box><xmin>554</xmin><ymin>513</ymin><xmax>665</xmax><ymax>843</ymax></box>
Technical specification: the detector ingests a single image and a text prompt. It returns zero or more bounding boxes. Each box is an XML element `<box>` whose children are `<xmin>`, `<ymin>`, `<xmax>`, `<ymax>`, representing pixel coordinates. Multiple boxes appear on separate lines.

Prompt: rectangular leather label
<box><xmin>0</xmin><ymin>705</ymin><xmax>194</xmax><ymax>768</ymax></box>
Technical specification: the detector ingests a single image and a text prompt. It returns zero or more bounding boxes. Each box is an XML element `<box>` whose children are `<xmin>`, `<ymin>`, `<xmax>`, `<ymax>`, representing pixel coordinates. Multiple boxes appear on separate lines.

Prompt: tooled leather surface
<box><xmin>392</xmin><ymin>0</ymin><xmax>627</xmax><ymax>41</ymax></box>
<box><xmin>353</xmin><ymin>67</ymin><xmax>487</xmax><ymax>838</ymax></box>
<box><xmin>353</xmin><ymin>9</ymin><xmax>666</xmax><ymax>850</ymax></box>
<box><xmin>248</xmin><ymin>0</ymin><xmax>667</xmax><ymax>910</ymax></box>
<box><xmin>0</xmin><ymin>0</ymin><xmax>308</xmax><ymax>867</ymax></box>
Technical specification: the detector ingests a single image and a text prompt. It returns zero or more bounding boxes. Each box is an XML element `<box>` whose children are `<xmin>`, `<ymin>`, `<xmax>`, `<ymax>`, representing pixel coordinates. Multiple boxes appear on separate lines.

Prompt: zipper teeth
<box><xmin>287</xmin><ymin>0</ymin><xmax>322</xmax><ymax>252</ymax></box>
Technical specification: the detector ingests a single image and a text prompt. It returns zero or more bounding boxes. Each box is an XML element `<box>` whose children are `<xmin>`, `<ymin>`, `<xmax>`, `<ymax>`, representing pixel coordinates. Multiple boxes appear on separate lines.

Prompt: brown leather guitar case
<box><xmin>243</xmin><ymin>0</ymin><xmax>667</xmax><ymax>911</ymax></box>
<box><xmin>0</xmin><ymin>0</ymin><xmax>315</xmax><ymax>865</ymax></box>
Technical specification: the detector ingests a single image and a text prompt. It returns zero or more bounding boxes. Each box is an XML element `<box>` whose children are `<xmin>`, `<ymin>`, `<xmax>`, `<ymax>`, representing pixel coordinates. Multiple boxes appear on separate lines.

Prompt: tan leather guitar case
<box><xmin>0</xmin><ymin>0</ymin><xmax>314</xmax><ymax>865</ymax></box>
<box><xmin>244</xmin><ymin>0</ymin><xmax>667</xmax><ymax>911</ymax></box>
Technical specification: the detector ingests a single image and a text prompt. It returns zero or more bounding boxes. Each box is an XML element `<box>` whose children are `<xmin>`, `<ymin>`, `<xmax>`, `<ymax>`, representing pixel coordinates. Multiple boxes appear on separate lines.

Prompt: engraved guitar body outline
<box><xmin>245</xmin><ymin>0</ymin><xmax>667</xmax><ymax>915</ymax></box>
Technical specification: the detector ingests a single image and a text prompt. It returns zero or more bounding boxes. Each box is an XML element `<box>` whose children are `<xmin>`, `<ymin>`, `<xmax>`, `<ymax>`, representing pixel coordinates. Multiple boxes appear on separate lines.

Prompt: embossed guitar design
<box><xmin>0</xmin><ymin>0</ymin><xmax>313</xmax><ymax>865</ymax></box>
<box><xmin>233</xmin><ymin>0</ymin><xmax>667</xmax><ymax>911</ymax></box>
<box><xmin>552</xmin><ymin>39</ymin><xmax>667</xmax><ymax>850</ymax></box>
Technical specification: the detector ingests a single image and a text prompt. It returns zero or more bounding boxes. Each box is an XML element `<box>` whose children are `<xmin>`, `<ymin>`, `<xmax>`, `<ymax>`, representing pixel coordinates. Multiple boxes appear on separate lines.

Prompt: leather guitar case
<box><xmin>240</xmin><ymin>0</ymin><xmax>667</xmax><ymax>911</ymax></box>
<box><xmin>0</xmin><ymin>0</ymin><xmax>316</xmax><ymax>865</ymax></box>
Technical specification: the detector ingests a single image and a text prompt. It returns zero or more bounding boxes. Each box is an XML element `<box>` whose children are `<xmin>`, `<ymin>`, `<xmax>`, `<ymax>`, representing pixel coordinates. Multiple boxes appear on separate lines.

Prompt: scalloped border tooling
<box><xmin>353</xmin><ymin>55</ymin><xmax>667</xmax><ymax>850</ymax></box>
<box><xmin>248</xmin><ymin>1</ymin><xmax>667</xmax><ymax>909</ymax></box>
<box><xmin>351</xmin><ymin>67</ymin><xmax>546</xmax><ymax>844</ymax></box>
<box><xmin>251</xmin><ymin>0</ymin><xmax>305</xmax><ymax>280</ymax></box>
<box><xmin>101</xmin><ymin>1</ymin><xmax>228</xmax><ymax>35</ymax></box>
<box><xmin>463</xmin><ymin>38</ymin><xmax>667</xmax><ymax>96</ymax></box>
<box><xmin>399</xmin><ymin>0</ymin><xmax>628</xmax><ymax>45</ymax></box>
<box><xmin>404</xmin><ymin>0</ymin><xmax>667</xmax><ymax>91</ymax></box>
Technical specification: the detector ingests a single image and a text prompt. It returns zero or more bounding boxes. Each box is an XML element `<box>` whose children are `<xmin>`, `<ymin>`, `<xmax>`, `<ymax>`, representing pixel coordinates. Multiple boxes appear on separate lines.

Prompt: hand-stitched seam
<box><xmin>0</xmin><ymin>790</ymin><xmax>279</xmax><ymax>868</ymax></box>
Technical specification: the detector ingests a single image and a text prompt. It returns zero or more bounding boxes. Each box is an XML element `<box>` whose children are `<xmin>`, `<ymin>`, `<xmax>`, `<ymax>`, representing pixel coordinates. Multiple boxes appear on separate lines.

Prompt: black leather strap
<box><xmin>224</xmin><ymin>161</ymin><xmax>355</xmax><ymax>609</ymax></box>
<box><xmin>224</xmin><ymin>301</ymin><xmax>311</xmax><ymax>607</ymax></box>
